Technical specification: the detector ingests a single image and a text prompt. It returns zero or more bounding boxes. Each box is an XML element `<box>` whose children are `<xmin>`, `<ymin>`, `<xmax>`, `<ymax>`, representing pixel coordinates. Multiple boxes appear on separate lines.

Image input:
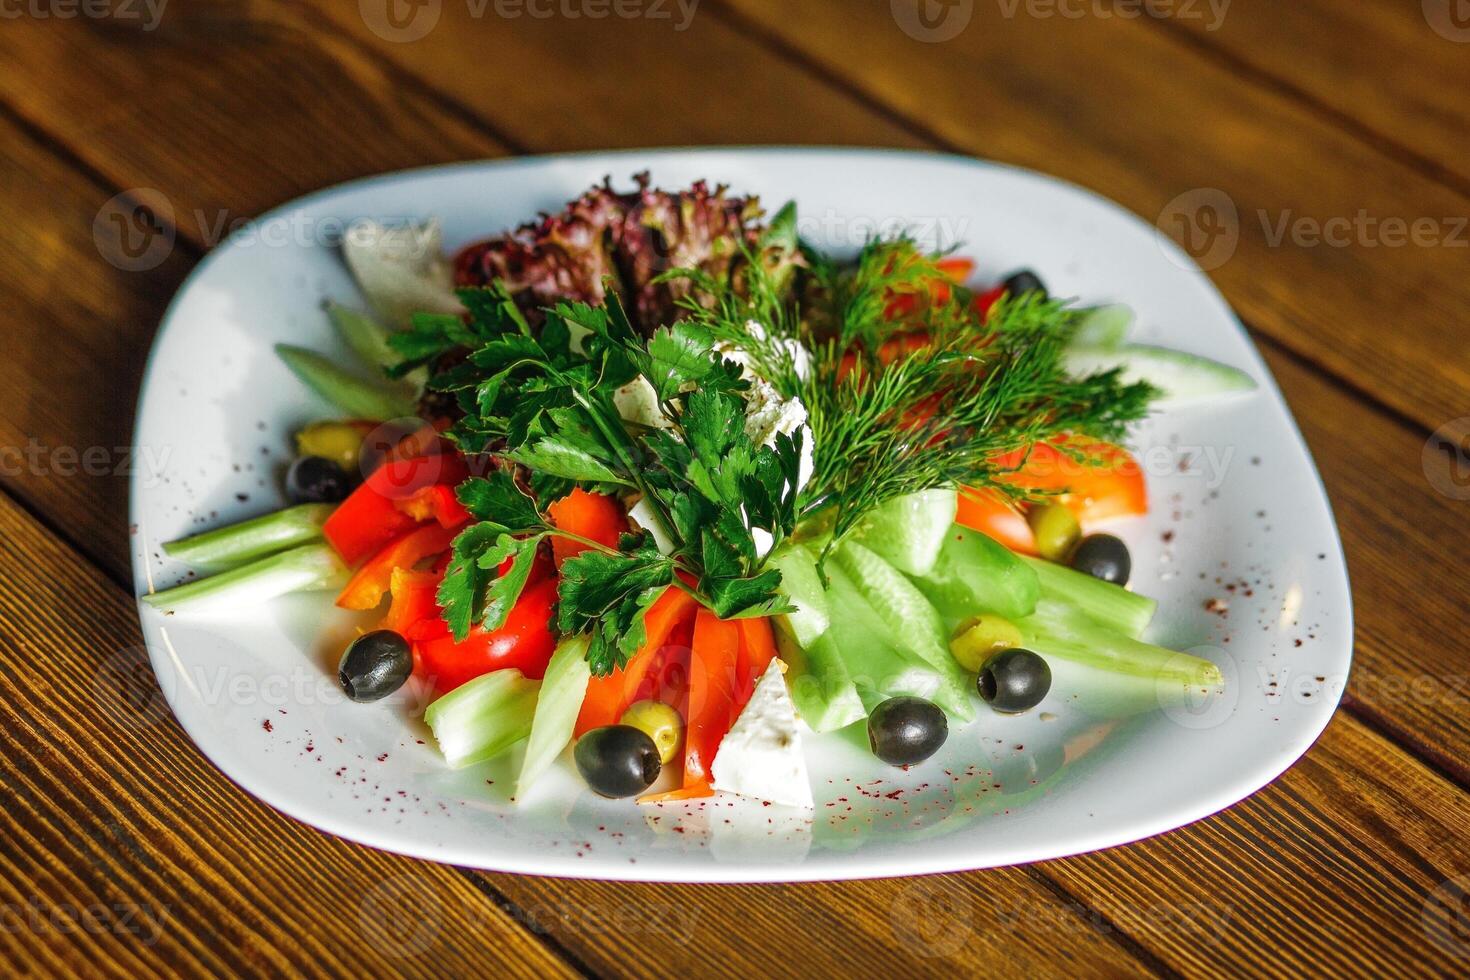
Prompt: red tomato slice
<box><xmin>415</xmin><ymin>577</ymin><xmax>560</xmax><ymax>692</ymax></box>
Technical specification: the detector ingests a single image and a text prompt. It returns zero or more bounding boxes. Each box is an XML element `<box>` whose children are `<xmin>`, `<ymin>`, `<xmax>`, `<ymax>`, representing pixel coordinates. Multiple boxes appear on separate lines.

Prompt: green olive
<box><xmin>949</xmin><ymin>615</ymin><xmax>1025</xmax><ymax>673</ymax></box>
<box><xmin>295</xmin><ymin>421</ymin><xmax>366</xmax><ymax>473</ymax></box>
<box><xmin>1027</xmin><ymin>503</ymin><xmax>1081</xmax><ymax>563</ymax></box>
<box><xmin>619</xmin><ymin>700</ymin><xmax>683</xmax><ymax>765</ymax></box>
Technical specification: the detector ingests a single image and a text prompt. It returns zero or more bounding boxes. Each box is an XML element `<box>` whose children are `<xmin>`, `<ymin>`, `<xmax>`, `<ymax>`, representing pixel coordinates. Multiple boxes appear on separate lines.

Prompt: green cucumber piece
<box><xmin>162</xmin><ymin>503</ymin><xmax>334</xmax><ymax>569</ymax></box>
<box><xmin>821</xmin><ymin>562</ymin><xmax>960</xmax><ymax>712</ymax></box>
<box><xmin>1020</xmin><ymin>598</ymin><xmax>1222</xmax><ymax>688</ymax></box>
<box><xmin>326</xmin><ymin>302</ymin><xmax>400</xmax><ymax>371</ymax></box>
<box><xmin>768</xmin><ymin>542</ymin><xmax>830</xmax><ymax>647</ymax></box>
<box><xmin>275</xmin><ymin>344</ymin><xmax>417</xmax><ymax>421</ymax></box>
<box><xmin>834</xmin><ymin>542</ymin><xmax>973</xmax><ymax>721</ymax></box>
<box><xmin>853</xmin><ymin>488</ymin><xmax>957</xmax><ymax>577</ymax></box>
<box><xmin>1021</xmin><ymin>555</ymin><xmax>1156</xmax><ymax>639</ymax></box>
<box><xmin>425</xmin><ymin>669</ymin><xmax>541</xmax><ymax>769</ymax></box>
<box><xmin>141</xmin><ymin>542</ymin><xmax>347</xmax><ymax>614</ymax></box>
<box><xmin>1071</xmin><ymin>304</ymin><xmax>1133</xmax><ymax>349</ymax></box>
<box><xmin>777</xmin><ymin>619</ymin><xmax>866</xmax><ymax>734</ymax></box>
<box><xmin>1066</xmin><ymin>343</ymin><xmax>1256</xmax><ymax>407</ymax></box>
<box><xmin>911</xmin><ymin>526</ymin><xmax>1040</xmax><ymax>627</ymax></box>
<box><xmin>516</xmin><ymin>636</ymin><xmax>592</xmax><ymax>800</ymax></box>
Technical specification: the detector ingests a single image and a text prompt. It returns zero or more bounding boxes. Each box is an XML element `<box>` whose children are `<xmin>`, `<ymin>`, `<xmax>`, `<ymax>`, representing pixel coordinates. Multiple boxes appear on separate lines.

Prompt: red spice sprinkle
<box><xmin>261</xmin><ymin>720</ymin><xmax>273</xmax><ymax>732</ymax></box>
<box><xmin>376</xmin><ymin>753</ymin><xmax>389</xmax><ymax>762</ymax></box>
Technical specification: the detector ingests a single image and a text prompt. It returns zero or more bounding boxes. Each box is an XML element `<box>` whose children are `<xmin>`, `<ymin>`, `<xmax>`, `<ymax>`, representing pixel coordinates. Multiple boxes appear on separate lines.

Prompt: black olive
<box><xmin>338</xmin><ymin>630</ymin><xmax>413</xmax><ymax>703</ymax></box>
<box><xmin>1000</xmin><ymin>269</ymin><xmax>1047</xmax><ymax>300</ymax></box>
<box><xmin>574</xmin><ymin>726</ymin><xmax>662</xmax><ymax>798</ymax></box>
<box><xmin>1071</xmin><ymin>533</ymin><xmax>1132</xmax><ymax>586</ymax></box>
<box><xmin>867</xmin><ymin>696</ymin><xmax>948</xmax><ymax>767</ymax></box>
<box><xmin>286</xmin><ymin>455</ymin><xmax>349</xmax><ymax>504</ymax></box>
<box><xmin>978</xmin><ymin>649</ymin><xmax>1051</xmax><ymax>714</ymax></box>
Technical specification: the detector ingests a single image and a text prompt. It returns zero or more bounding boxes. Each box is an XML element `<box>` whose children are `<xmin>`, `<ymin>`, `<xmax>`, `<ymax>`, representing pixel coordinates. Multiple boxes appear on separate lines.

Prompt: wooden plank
<box><xmin>1150</xmin><ymin>0</ymin><xmax>1470</xmax><ymax>188</ymax></box>
<box><xmin>708</xmin><ymin>0</ymin><xmax>1470</xmax><ymax>434</ymax></box>
<box><xmin>0</xmin><ymin>486</ymin><xmax>574</xmax><ymax>978</ymax></box>
<box><xmin>1046</xmin><ymin>714</ymin><xmax>1470</xmax><ymax>978</ymax></box>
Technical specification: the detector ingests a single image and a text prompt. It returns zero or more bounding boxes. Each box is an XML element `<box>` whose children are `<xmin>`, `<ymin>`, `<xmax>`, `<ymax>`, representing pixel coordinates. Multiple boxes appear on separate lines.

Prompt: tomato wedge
<box><xmin>994</xmin><ymin>440</ymin><xmax>1148</xmax><ymax>524</ymax></box>
<box><xmin>733</xmin><ymin>617</ymin><xmax>777</xmax><ymax>708</ymax></box>
<box><xmin>681</xmin><ymin>608</ymin><xmax>738</xmax><ymax>788</ymax></box>
<box><xmin>415</xmin><ymin>577</ymin><xmax>559</xmax><ymax>692</ymax></box>
<box><xmin>955</xmin><ymin>487</ymin><xmax>1038</xmax><ymax>555</ymax></box>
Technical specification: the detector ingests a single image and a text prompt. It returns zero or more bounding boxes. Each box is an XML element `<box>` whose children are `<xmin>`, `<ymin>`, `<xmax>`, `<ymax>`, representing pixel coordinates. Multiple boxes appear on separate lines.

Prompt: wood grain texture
<box><xmin>0</xmin><ymin>485</ymin><xmax>574</xmax><ymax>978</ymax></box>
<box><xmin>1150</xmin><ymin>0</ymin><xmax>1470</xmax><ymax>190</ymax></box>
<box><xmin>713</xmin><ymin>0</ymin><xmax>1470</xmax><ymax>434</ymax></box>
<box><xmin>1047</xmin><ymin>714</ymin><xmax>1470</xmax><ymax>978</ymax></box>
<box><xmin>0</xmin><ymin>6</ymin><xmax>1466</xmax><ymax>977</ymax></box>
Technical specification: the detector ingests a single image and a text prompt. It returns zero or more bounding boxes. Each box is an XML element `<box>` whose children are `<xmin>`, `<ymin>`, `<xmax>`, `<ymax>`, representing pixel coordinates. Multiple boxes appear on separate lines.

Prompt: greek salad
<box><xmin>144</xmin><ymin>175</ymin><xmax>1249</xmax><ymax>809</ymax></box>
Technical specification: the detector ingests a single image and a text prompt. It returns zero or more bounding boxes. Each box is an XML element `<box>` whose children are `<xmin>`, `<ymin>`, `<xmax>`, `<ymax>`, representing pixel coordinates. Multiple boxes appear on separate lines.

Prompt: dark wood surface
<box><xmin>0</xmin><ymin>2</ymin><xmax>1466</xmax><ymax>976</ymax></box>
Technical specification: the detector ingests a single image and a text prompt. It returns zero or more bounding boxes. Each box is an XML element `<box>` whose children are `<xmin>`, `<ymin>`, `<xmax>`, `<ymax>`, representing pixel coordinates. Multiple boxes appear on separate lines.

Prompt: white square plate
<box><xmin>132</xmin><ymin>149</ymin><xmax>1352</xmax><ymax>881</ymax></box>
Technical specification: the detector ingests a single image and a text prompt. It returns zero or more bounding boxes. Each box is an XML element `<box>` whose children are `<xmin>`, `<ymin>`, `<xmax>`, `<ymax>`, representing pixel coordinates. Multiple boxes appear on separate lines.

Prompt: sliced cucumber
<box><xmin>1071</xmin><ymin>304</ymin><xmax>1133</xmax><ymax>349</ymax></box>
<box><xmin>834</xmin><ymin>542</ymin><xmax>973</xmax><ymax>721</ymax></box>
<box><xmin>768</xmin><ymin>542</ymin><xmax>830</xmax><ymax>647</ymax></box>
<box><xmin>425</xmin><ymin>668</ymin><xmax>541</xmax><ymax>769</ymax></box>
<box><xmin>1066</xmin><ymin>344</ymin><xmax>1256</xmax><ymax>408</ymax></box>
<box><xmin>1021</xmin><ymin>555</ymin><xmax>1156</xmax><ymax>640</ymax></box>
<box><xmin>853</xmin><ymin>488</ymin><xmax>957</xmax><ymax>577</ymax></box>
<box><xmin>516</xmin><ymin>636</ymin><xmax>591</xmax><ymax>800</ymax></box>
<box><xmin>911</xmin><ymin>526</ymin><xmax>1040</xmax><ymax>628</ymax></box>
<box><xmin>777</xmin><ymin>619</ymin><xmax>865</xmax><ymax>734</ymax></box>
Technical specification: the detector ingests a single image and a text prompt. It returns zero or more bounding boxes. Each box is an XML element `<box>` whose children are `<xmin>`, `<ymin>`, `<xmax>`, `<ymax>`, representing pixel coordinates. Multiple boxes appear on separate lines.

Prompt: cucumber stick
<box><xmin>141</xmin><ymin>543</ymin><xmax>347</xmax><ymax>614</ymax></box>
<box><xmin>1066</xmin><ymin>344</ymin><xmax>1256</xmax><ymax>407</ymax></box>
<box><xmin>162</xmin><ymin>503</ymin><xmax>334</xmax><ymax>569</ymax></box>
<box><xmin>1021</xmin><ymin>555</ymin><xmax>1156</xmax><ymax>639</ymax></box>
<box><xmin>276</xmin><ymin>344</ymin><xmax>417</xmax><ymax>421</ymax></box>
<box><xmin>853</xmin><ymin>488</ymin><xmax>957</xmax><ymax>577</ymax></box>
<box><xmin>834</xmin><ymin>542</ymin><xmax>974</xmax><ymax>721</ymax></box>
<box><xmin>767</xmin><ymin>542</ymin><xmax>830</xmax><ymax>647</ymax></box>
<box><xmin>426</xmin><ymin>669</ymin><xmax>541</xmax><ymax>769</ymax></box>
<box><xmin>516</xmin><ymin>636</ymin><xmax>591</xmax><ymax>799</ymax></box>
<box><xmin>911</xmin><ymin>526</ymin><xmax>1040</xmax><ymax>627</ymax></box>
<box><xmin>1021</xmin><ymin>598</ymin><xmax>1222</xmax><ymax>688</ymax></box>
<box><xmin>1071</xmin><ymin>304</ymin><xmax>1133</xmax><ymax>349</ymax></box>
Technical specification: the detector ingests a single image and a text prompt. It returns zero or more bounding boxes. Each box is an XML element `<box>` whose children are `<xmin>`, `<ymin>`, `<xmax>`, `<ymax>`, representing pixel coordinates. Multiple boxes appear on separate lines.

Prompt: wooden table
<box><xmin>1</xmin><ymin>2</ymin><xmax>1467</xmax><ymax>975</ymax></box>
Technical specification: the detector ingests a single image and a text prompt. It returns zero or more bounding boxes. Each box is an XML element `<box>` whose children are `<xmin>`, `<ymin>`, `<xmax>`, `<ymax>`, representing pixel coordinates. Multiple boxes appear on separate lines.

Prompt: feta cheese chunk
<box><xmin>711</xmin><ymin>660</ymin><xmax>814</xmax><ymax>809</ymax></box>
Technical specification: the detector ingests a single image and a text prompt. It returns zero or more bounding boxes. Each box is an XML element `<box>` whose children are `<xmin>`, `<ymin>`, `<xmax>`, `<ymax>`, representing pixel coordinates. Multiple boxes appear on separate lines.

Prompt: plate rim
<box><xmin>130</xmin><ymin>147</ymin><xmax>1354</xmax><ymax>882</ymax></box>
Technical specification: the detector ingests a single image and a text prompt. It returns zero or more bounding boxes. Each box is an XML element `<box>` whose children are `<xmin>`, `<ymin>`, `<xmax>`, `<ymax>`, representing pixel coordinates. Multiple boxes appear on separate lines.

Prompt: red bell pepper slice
<box><xmin>415</xmin><ymin>576</ymin><xmax>559</xmax><ymax>692</ymax></box>
<box><xmin>336</xmin><ymin>522</ymin><xmax>461</xmax><ymax>611</ymax></box>
<box><xmin>681</xmin><ymin>608</ymin><xmax>738</xmax><ymax>790</ymax></box>
<box><xmin>324</xmin><ymin>453</ymin><xmax>470</xmax><ymax>563</ymax></box>
<box><xmin>993</xmin><ymin>440</ymin><xmax>1148</xmax><ymax>524</ymax></box>
<box><xmin>393</xmin><ymin>483</ymin><xmax>472</xmax><ymax>529</ymax></box>
<box><xmin>547</xmin><ymin>488</ymin><xmax>629</xmax><ymax>570</ymax></box>
<box><xmin>574</xmin><ymin>585</ymin><xmax>698</xmax><ymax>737</ymax></box>
<box><xmin>381</xmin><ymin>568</ymin><xmax>444</xmax><ymax>634</ymax></box>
